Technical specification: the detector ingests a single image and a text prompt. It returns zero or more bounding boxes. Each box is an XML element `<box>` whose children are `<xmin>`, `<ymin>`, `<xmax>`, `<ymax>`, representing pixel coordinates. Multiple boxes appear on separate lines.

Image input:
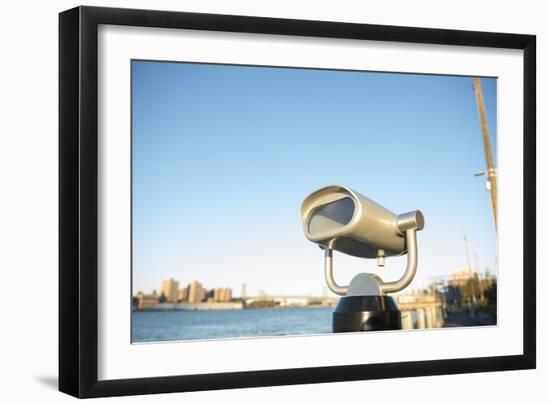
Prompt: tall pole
<box><xmin>462</xmin><ymin>231</ymin><xmax>477</xmax><ymax>303</ymax></box>
<box><xmin>472</xmin><ymin>78</ymin><xmax>498</xmax><ymax>231</ymax></box>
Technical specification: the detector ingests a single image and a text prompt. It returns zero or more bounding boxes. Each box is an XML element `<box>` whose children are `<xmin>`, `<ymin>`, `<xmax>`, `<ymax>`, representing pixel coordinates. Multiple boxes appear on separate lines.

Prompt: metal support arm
<box><xmin>324</xmin><ymin>248</ymin><xmax>348</xmax><ymax>296</ymax></box>
<box><xmin>324</xmin><ymin>228</ymin><xmax>419</xmax><ymax>296</ymax></box>
<box><xmin>379</xmin><ymin>229</ymin><xmax>418</xmax><ymax>294</ymax></box>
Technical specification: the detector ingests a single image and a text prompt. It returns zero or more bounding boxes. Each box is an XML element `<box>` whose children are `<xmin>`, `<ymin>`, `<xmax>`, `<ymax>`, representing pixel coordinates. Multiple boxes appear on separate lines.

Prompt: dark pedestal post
<box><xmin>333</xmin><ymin>295</ymin><xmax>402</xmax><ymax>332</ymax></box>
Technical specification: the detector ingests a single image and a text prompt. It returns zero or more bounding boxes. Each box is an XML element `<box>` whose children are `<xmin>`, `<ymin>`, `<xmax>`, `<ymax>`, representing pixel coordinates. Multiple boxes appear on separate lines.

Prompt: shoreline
<box><xmin>133</xmin><ymin>304</ymin><xmax>335</xmax><ymax>312</ymax></box>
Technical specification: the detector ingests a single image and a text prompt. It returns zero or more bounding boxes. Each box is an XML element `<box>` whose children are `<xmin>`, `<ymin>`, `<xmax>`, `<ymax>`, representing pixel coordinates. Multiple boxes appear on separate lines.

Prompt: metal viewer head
<box><xmin>301</xmin><ymin>185</ymin><xmax>424</xmax><ymax>296</ymax></box>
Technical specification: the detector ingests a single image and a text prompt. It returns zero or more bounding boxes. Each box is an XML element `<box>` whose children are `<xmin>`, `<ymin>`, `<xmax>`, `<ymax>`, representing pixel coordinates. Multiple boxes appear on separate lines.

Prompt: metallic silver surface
<box><xmin>302</xmin><ymin>185</ymin><xmax>410</xmax><ymax>258</ymax></box>
<box><xmin>324</xmin><ymin>248</ymin><xmax>348</xmax><ymax>296</ymax></box>
<box><xmin>396</xmin><ymin>210</ymin><xmax>425</xmax><ymax>232</ymax></box>
<box><xmin>376</xmin><ymin>249</ymin><xmax>385</xmax><ymax>267</ymax></box>
<box><xmin>347</xmin><ymin>273</ymin><xmax>383</xmax><ymax>296</ymax></box>
<box><xmin>379</xmin><ymin>229</ymin><xmax>418</xmax><ymax>294</ymax></box>
<box><xmin>302</xmin><ymin>184</ymin><xmax>424</xmax><ymax>296</ymax></box>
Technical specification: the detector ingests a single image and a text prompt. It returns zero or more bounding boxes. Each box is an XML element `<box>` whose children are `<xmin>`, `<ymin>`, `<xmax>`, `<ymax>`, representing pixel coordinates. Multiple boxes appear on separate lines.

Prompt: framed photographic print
<box><xmin>59</xmin><ymin>6</ymin><xmax>536</xmax><ymax>398</ymax></box>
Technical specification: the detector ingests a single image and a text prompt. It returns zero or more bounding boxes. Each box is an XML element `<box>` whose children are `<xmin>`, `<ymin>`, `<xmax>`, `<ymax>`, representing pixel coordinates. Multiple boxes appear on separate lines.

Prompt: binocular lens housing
<box><xmin>302</xmin><ymin>185</ymin><xmax>424</xmax><ymax>258</ymax></box>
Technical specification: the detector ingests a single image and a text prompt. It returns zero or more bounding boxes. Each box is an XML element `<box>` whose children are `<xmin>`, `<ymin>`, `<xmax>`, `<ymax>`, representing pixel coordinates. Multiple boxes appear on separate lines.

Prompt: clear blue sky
<box><xmin>132</xmin><ymin>60</ymin><xmax>497</xmax><ymax>297</ymax></box>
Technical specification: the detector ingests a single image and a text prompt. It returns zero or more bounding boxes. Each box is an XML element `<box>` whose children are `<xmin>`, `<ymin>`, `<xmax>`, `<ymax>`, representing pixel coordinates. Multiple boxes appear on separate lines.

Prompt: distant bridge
<box><xmin>245</xmin><ymin>295</ymin><xmax>338</xmax><ymax>306</ymax></box>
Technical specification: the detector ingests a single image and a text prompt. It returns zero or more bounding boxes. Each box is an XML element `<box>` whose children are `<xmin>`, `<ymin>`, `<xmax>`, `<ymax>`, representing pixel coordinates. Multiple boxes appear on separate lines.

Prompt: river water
<box><xmin>132</xmin><ymin>307</ymin><xmax>333</xmax><ymax>343</ymax></box>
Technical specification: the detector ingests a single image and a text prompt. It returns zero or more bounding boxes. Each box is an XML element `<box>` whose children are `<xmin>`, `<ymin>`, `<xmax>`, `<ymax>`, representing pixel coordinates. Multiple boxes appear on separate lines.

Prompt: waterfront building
<box><xmin>448</xmin><ymin>267</ymin><xmax>477</xmax><ymax>287</ymax></box>
<box><xmin>213</xmin><ymin>287</ymin><xmax>232</xmax><ymax>302</ymax></box>
<box><xmin>220</xmin><ymin>288</ymin><xmax>232</xmax><ymax>302</ymax></box>
<box><xmin>178</xmin><ymin>287</ymin><xmax>188</xmax><ymax>302</ymax></box>
<box><xmin>397</xmin><ymin>293</ymin><xmax>444</xmax><ymax>329</ymax></box>
<box><xmin>447</xmin><ymin>267</ymin><xmax>488</xmax><ymax>304</ymax></box>
<box><xmin>188</xmin><ymin>281</ymin><xmax>206</xmax><ymax>303</ymax></box>
<box><xmin>213</xmin><ymin>288</ymin><xmax>222</xmax><ymax>302</ymax></box>
<box><xmin>160</xmin><ymin>278</ymin><xmax>179</xmax><ymax>303</ymax></box>
<box><xmin>136</xmin><ymin>290</ymin><xmax>160</xmax><ymax>310</ymax></box>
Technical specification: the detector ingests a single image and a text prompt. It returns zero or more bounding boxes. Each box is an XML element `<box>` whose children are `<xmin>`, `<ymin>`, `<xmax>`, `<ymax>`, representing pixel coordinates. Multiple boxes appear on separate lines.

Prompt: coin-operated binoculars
<box><xmin>301</xmin><ymin>185</ymin><xmax>424</xmax><ymax>332</ymax></box>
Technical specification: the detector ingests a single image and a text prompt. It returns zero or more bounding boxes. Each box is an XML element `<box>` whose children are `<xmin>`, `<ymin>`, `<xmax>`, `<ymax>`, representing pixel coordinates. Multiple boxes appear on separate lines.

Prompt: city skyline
<box><xmin>132</xmin><ymin>61</ymin><xmax>497</xmax><ymax>297</ymax></box>
<box><xmin>139</xmin><ymin>278</ymin><xmax>233</xmax><ymax>299</ymax></box>
<box><xmin>136</xmin><ymin>266</ymin><xmax>497</xmax><ymax>300</ymax></box>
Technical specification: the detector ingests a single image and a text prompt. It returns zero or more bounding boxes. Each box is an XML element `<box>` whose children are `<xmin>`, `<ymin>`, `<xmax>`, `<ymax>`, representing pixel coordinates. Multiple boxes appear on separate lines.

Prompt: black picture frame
<box><xmin>59</xmin><ymin>5</ymin><xmax>536</xmax><ymax>398</ymax></box>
